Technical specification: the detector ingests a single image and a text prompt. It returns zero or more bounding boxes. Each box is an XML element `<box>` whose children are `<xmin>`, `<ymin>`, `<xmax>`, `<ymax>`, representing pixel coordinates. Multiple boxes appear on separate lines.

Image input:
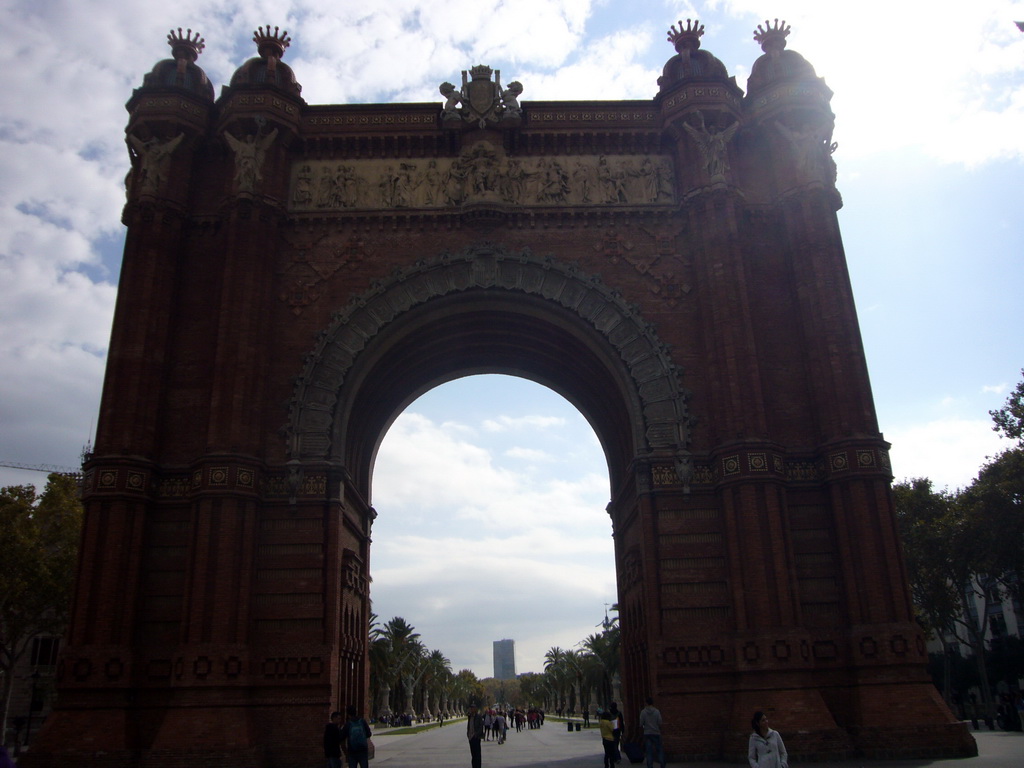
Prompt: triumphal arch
<box><xmin>27</xmin><ymin>19</ymin><xmax>975</xmax><ymax>768</ymax></box>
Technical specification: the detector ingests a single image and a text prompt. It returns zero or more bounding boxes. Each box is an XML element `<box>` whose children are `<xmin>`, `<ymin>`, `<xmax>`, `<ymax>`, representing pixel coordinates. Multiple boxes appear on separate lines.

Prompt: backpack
<box><xmin>348</xmin><ymin>720</ymin><xmax>367</xmax><ymax>751</ymax></box>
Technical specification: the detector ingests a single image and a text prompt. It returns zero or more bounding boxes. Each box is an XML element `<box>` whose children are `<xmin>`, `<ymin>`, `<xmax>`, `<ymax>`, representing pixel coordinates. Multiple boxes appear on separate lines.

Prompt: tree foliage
<box><xmin>960</xmin><ymin>448</ymin><xmax>1024</xmax><ymax>606</ymax></box>
<box><xmin>365</xmin><ymin>606</ymin><xmax>620</xmax><ymax>718</ymax></box>
<box><xmin>893</xmin><ymin>372</ymin><xmax>1024</xmax><ymax>706</ymax></box>
<box><xmin>989</xmin><ymin>368</ymin><xmax>1024</xmax><ymax>446</ymax></box>
<box><xmin>893</xmin><ymin>477</ymin><xmax>998</xmax><ymax>705</ymax></box>
<box><xmin>367</xmin><ymin>615</ymin><xmax>472</xmax><ymax>717</ymax></box>
<box><xmin>893</xmin><ymin>479</ymin><xmax>962</xmax><ymax>639</ymax></box>
<box><xmin>538</xmin><ymin>606</ymin><xmax>620</xmax><ymax>715</ymax></box>
<box><xmin>0</xmin><ymin>474</ymin><xmax>83</xmax><ymax>737</ymax></box>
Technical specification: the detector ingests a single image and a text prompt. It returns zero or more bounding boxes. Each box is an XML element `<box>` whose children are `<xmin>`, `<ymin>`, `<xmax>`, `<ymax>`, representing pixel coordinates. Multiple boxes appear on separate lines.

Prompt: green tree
<box><xmin>581</xmin><ymin>625</ymin><xmax>619</xmax><ymax>708</ymax></box>
<box><xmin>516</xmin><ymin>671</ymin><xmax>546</xmax><ymax>708</ymax></box>
<box><xmin>893</xmin><ymin>480</ymin><xmax>962</xmax><ymax>635</ymax></box>
<box><xmin>893</xmin><ymin>479</ymin><xmax>963</xmax><ymax>701</ymax></box>
<box><xmin>377</xmin><ymin>616</ymin><xmax>424</xmax><ymax>716</ymax></box>
<box><xmin>451</xmin><ymin>668</ymin><xmax>483</xmax><ymax>711</ymax></box>
<box><xmin>989</xmin><ymin>368</ymin><xmax>1024</xmax><ymax>445</ymax></box>
<box><xmin>960</xmin><ymin>448</ymin><xmax>1024</xmax><ymax>608</ymax></box>
<box><xmin>895</xmin><ymin>374</ymin><xmax>1024</xmax><ymax>712</ymax></box>
<box><xmin>420</xmin><ymin>649</ymin><xmax>452</xmax><ymax>716</ymax></box>
<box><xmin>0</xmin><ymin>474</ymin><xmax>83</xmax><ymax>738</ymax></box>
<box><xmin>479</xmin><ymin>674</ymin><xmax>523</xmax><ymax>709</ymax></box>
<box><xmin>368</xmin><ymin>612</ymin><xmax>390</xmax><ymax>716</ymax></box>
<box><xmin>892</xmin><ymin>478</ymin><xmax>999</xmax><ymax>708</ymax></box>
<box><xmin>543</xmin><ymin>646</ymin><xmax>569</xmax><ymax>712</ymax></box>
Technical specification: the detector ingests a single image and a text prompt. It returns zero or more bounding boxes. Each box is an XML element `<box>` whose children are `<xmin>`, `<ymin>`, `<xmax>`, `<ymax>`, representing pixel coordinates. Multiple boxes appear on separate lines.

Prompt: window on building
<box><xmin>30</xmin><ymin>636</ymin><xmax>60</xmax><ymax>667</ymax></box>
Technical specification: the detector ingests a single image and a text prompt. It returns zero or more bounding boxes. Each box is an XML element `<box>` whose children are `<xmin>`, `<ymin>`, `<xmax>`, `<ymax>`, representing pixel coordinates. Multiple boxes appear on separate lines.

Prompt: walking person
<box><xmin>467</xmin><ymin>703</ymin><xmax>485</xmax><ymax>768</ymax></box>
<box><xmin>609</xmin><ymin>702</ymin><xmax>622</xmax><ymax>762</ymax></box>
<box><xmin>494</xmin><ymin>710</ymin><xmax>507</xmax><ymax>744</ymax></box>
<box><xmin>599</xmin><ymin>710</ymin><xmax>618</xmax><ymax>768</ymax></box>
<box><xmin>639</xmin><ymin>697</ymin><xmax>665</xmax><ymax>768</ymax></box>
<box><xmin>323</xmin><ymin>710</ymin><xmax>343</xmax><ymax>768</ymax></box>
<box><xmin>483</xmin><ymin>708</ymin><xmax>494</xmax><ymax>740</ymax></box>
<box><xmin>748</xmin><ymin>711</ymin><xmax>788</xmax><ymax>768</ymax></box>
<box><xmin>339</xmin><ymin>704</ymin><xmax>373</xmax><ymax>768</ymax></box>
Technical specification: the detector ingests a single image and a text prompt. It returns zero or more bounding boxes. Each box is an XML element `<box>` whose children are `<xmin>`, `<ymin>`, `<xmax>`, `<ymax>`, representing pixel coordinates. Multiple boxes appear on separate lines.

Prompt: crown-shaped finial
<box><xmin>167</xmin><ymin>28</ymin><xmax>205</xmax><ymax>62</ymax></box>
<box><xmin>753</xmin><ymin>19</ymin><xmax>791</xmax><ymax>53</ymax></box>
<box><xmin>667</xmin><ymin>19</ymin><xmax>704</xmax><ymax>54</ymax></box>
<box><xmin>253</xmin><ymin>25</ymin><xmax>291</xmax><ymax>60</ymax></box>
<box><xmin>469</xmin><ymin>64</ymin><xmax>494</xmax><ymax>80</ymax></box>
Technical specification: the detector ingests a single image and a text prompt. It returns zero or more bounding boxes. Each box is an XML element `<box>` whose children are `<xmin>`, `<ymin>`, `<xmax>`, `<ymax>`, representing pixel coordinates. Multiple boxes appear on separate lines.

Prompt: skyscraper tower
<box><xmin>493</xmin><ymin>639</ymin><xmax>516</xmax><ymax>680</ymax></box>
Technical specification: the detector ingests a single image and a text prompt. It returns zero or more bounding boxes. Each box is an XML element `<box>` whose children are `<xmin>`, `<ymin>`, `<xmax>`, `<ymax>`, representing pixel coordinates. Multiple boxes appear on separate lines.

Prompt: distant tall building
<box><xmin>493</xmin><ymin>639</ymin><xmax>516</xmax><ymax>680</ymax></box>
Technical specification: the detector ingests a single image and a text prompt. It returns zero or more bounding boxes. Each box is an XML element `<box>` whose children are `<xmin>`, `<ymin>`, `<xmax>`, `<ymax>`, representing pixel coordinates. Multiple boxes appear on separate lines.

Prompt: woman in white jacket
<box><xmin>747</xmin><ymin>711</ymin><xmax>788</xmax><ymax>768</ymax></box>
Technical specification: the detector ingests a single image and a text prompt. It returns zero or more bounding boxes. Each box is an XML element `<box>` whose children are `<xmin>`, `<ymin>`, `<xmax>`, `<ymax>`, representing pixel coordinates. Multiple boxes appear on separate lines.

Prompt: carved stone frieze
<box><xmin>288</xmin><ymin>147</ymin><xmax>674</xmax><ymax>212</ymax></box>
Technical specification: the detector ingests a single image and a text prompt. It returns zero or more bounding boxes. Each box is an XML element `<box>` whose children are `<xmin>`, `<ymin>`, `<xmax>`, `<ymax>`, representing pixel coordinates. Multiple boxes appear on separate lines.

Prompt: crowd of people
<box><xmin>482</xmin><ymin>706</ymin><xmax>547</xmax><ymax>736</ymax></box>
<box><xmin>324</xmin><ymin>698</ymin><xmax>793</xmax><ymax>768</ymax></box>
<box><xmin>373</xmin><ymin>711</ymin><xmax>417</xmax><ymax>728</ymax></box>
<box><xmin>464</xmin><ymin>704</ymin><xmax>548</xmax><ymax>766</ymax></box>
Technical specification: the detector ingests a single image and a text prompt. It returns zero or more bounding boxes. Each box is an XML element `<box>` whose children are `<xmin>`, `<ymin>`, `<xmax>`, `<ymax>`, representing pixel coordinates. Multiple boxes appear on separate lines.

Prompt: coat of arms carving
<box><xmin>440</xmin><ymin>65</ymin><xmax>523</xmax><ymax>129</ymax></box>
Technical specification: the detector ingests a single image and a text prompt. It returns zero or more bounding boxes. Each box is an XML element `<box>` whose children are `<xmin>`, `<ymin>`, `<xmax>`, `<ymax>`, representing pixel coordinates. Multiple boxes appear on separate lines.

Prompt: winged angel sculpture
<box><xmin>683</xmin><ymin>111</ymin><xmax>738</xmax><ymax>180</ymax></box>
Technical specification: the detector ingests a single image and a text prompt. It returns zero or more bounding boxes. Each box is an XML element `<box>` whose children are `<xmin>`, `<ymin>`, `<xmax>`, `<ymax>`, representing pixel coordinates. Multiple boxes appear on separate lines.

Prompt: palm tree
<box><xmin>373</xmin><ymin>616</ymin><xmax>424</xmax><ymax>716</ymax></box>
<box><xmin>385</xmin><ymin>617</ymin><xmax>426</xmax><ymax>715</ymax></box>
<box><xmin>562</xmin><ymin>648</ymin><xmax>584</xmax><ymax>714</ymax></box>
<box><xmin>368</xmin><ymin>612</ymin><xmax>388</xmax><ymax>716</ymax></box>
<box><xmin>544</xmin><ymin>646</ymin><xmax>570</xmax><ymax>713</ymax></box>
<box><xmin>581</xmin><ymin>626</ymin><xmax>620</xmax><ymax>707</ymax></box>
<box><xmin>420</xmin><ymin>649</ymin><xmax>452</xmax><ymax>717</ymax></box>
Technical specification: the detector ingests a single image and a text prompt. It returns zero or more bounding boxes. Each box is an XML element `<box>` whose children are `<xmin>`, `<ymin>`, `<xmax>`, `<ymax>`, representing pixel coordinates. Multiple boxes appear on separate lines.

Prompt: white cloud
<box><xmin>372</xmin><ymin>526</ymin><xmax>615</xmax><ymax>673</ymax></box>
<box><xmin>512</xmin><ymin>26</ymin><xmax>661</xmax><ymax>100</ymax></box>
<box><xmin>372</xmin><ymin>405</ymin><xmax>614</xmax><ymax>674</ymax></box>
<box><xmin>691</xmin><ymin>0</ymin><xmax>1024</xmax><ymax>165</ymax></box>
<box><xmin>482</xmin><ymin>414</ymin><xmax>566</xmax><ymax>432</ymax></box>
<box><xmin>887</xmin><ymin>417</ymin><xmax>1008</xmax><ymax>491</ymax></box>
<box><xmin>505</xmin><ymin>447</ymin><xmax>553</xmax><ymax>461</ymax></box>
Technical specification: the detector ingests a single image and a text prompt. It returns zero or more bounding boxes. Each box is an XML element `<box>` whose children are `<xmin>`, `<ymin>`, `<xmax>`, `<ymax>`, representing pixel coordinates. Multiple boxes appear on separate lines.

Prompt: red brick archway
<box><xmin>24</xmin><ymin>22</ymin><xmax>975</xmax><ymax>768</ymax></box>
<box><xmin>289</xmin><ymin>246</ymin><xmax>691</xmax><ymax>497</ymax></box>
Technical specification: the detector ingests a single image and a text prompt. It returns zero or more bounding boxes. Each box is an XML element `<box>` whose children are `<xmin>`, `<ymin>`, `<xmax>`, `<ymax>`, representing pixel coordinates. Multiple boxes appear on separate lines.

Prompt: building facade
<box><xmin>493</xmin><ymin>639</ymin><xmax>516</xmax><ymax>681</ymax></box>
<box><xmin>25</xmin><ymin>19</ymin><xmax>975</xmax><ymax>768</ymax></box>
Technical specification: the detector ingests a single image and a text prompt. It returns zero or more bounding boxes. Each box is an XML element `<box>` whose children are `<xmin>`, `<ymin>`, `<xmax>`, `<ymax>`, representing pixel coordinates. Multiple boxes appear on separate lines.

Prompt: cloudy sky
<box><xmin>2</xmin><ymin>0</ymin><xmax>1023</xmax><ymax>678</ymax></box>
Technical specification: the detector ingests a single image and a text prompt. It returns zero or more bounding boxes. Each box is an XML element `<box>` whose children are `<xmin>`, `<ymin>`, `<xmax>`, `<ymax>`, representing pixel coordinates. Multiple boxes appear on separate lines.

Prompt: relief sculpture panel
<box><xmin>289</xmin><ymin>146</ymin><xmax>675</xmax><ymax>212</ymax></box>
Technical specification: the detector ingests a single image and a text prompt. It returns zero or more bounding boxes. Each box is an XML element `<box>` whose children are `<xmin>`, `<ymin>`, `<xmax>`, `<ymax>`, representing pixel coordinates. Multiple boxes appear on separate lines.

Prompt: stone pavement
<box><xmin>370</xmin><ymin>721</ymin><xmax>1024</xmax><ymax>768</ymax></box>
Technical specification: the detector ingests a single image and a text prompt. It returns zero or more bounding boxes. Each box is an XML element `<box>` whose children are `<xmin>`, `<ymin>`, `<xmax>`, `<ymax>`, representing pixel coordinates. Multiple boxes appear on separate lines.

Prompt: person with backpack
<box><xmin>339</xmin><ymin>704</ymin><xmax>373</xmax><ymax>768</ymax></box>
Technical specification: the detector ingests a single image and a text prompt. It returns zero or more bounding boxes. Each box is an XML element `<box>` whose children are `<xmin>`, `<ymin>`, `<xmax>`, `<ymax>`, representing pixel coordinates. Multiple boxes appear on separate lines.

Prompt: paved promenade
<box><xmin>370</xmin><ymin>721</ymin><xmax>1024</xmax><ymax>768</ymax></box>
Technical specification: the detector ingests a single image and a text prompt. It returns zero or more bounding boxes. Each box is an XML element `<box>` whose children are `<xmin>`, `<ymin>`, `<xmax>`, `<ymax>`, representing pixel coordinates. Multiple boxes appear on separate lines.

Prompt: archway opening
<box><xmin>370</xmin><ymin>373</ymin><xmax>615</xmax><ymax>682</ymax></box>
